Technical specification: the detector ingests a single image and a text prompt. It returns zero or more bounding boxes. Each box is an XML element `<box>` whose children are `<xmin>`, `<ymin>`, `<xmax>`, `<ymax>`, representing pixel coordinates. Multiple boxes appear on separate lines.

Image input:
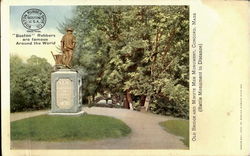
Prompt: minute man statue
<box><xmin>61</xmin><ymin>27</ymin><xmax>76</xmax><ymax>68</ymax></box>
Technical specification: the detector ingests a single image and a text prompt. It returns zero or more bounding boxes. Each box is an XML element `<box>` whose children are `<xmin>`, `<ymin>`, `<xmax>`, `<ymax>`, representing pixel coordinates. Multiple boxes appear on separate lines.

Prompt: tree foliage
<box><xmin>10</xmin><ymin>55</ymin><xmax>52</xmax><ymax>112</ymax></box>
<box><xmin>60</xmin><ymin>6</ymin><xmax>189</xmax><ymax>118</ymax></box>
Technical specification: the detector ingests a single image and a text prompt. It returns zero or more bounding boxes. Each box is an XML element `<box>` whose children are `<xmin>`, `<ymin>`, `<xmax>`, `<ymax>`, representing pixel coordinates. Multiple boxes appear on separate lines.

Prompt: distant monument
<box><xmin>49</xmin><ymin>28</ymin><xmax>83</xmax><ymax>115</ymax></box>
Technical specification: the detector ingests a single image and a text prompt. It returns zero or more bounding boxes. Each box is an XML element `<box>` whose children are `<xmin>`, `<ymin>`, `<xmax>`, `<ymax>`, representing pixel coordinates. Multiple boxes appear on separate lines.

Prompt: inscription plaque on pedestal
<box><xmin>56</xmin><ymin>79</ymin><xmax>73</xmax><ymax>109</ymax></box>
<box><xmin>50</xmin><ymin>69</ymin><xmax>83</xmax><ymax>114</ymax></box>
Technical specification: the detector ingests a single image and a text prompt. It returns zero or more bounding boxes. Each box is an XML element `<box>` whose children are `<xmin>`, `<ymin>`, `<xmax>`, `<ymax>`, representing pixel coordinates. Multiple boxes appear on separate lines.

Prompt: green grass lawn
<box><xmin>159</xmin><ymin>120</ymin><xmax>189</xmax><ymax>147</ymax></box>
<box><xmin>11</xmin><ymin>114</ymin><xmax>131</xmax><ymax>141</ymax></box>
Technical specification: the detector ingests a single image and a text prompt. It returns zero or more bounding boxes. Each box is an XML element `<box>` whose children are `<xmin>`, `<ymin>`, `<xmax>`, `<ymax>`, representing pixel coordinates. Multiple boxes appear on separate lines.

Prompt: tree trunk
<box><xmin>123</xmin><ymin>91</ymin><xmax>129</xmax><ymax>109</ymax></box>
<box><xmin>139</xmin><ymin>95</ymin><xmax>146</xmax><ymax>106</ymax></box>
<box><xmin>144</xmin><ymin>96</ymin><xmax>151</xmax><ymax>111</ymax></box>
<box><xmin>126</xmin><ymin>90</ymin><xmax>133</xmax><ymax>110</ymax></box>
<box><xmin>119</xmin><ymin>94</ymin><xmax>124</xmax><ymax>106</ymax></box>
<box><xmin>123</xmin><ymin>90</ymin><xmax>134</xmax><ymax>110</ymax></box>
<box><xmin>87</xmin><ymin>96</ymin><xmax>92</xmax><ymax>105</ymax></box>
<box><xmin>92</xmin><ymin>95</ymin><xmax>95</xmax><ymax>103</ymax></box>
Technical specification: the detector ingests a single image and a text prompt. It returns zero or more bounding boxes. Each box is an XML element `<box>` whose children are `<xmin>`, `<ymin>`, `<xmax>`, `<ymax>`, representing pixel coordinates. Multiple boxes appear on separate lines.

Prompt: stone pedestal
<box><xmin>50</xmin><ymin>69</ymin><xmax>83</xmax><ymax>115</ymax></box>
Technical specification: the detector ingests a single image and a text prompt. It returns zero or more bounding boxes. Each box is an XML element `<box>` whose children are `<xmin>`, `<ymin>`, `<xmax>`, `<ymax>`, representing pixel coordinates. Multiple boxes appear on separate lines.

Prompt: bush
<box><xmin>10</xmin><ymin>55</ymin><xmax>52</xmax><ymax>112</ymax></box>
<box><xmin>150</xmin><ymin>81</ymin><xmax>189</xmax><ymax>119</ymax></box>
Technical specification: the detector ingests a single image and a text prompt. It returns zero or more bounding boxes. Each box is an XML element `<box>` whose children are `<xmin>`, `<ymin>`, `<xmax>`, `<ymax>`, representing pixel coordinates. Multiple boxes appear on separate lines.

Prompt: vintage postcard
<box><xmin>1</xmin><ymin>0</ymin><xmax>250</xmax><ymax>156</ymax></box>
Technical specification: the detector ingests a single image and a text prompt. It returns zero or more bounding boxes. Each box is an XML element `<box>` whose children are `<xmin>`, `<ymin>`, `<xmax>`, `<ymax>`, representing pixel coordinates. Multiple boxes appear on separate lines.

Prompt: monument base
<box><xmin>51</xmin><ymin>69</ymin><xmax>83</xmax><ymax>114</ymax></box>
<box><xmin>48</xmin><ymin>110</ymin><xmax>85</xmax><ymax>116</ymax></box>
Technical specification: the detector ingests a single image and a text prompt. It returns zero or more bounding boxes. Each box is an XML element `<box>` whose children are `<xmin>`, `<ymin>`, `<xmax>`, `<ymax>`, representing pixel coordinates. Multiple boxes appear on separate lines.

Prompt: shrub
<box><xmin>10</xmin><ymin>55</ymin><xmax>52</xmax><ymax>112</ymax></box>
<box><xmin>150</xmin><ymin>81</ymin><xmax>189</xmax><ymax>119</ymax></box>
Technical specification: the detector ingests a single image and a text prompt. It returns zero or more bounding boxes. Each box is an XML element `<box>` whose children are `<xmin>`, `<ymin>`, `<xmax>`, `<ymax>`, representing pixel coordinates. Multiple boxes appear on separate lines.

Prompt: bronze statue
<box><xmin>61</xmin><ymin>27</ymin><xmax>76</xmax><ymax>68</ymax></box>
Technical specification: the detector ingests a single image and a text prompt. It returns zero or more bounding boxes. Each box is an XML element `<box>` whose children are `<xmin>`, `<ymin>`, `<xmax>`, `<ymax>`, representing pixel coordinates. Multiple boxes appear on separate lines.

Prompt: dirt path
<box><xmin>11</xmin><ymin>107</ymin><xmax>188</xmax><ymax>149</ymax></box>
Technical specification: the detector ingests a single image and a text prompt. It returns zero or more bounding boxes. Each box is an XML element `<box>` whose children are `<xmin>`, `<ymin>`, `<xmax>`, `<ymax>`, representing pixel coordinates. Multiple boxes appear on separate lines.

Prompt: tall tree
<box><xmin>61</xmin><ymin>6</ymin><xmax>189</xmax><ymax>118</ymax></box>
